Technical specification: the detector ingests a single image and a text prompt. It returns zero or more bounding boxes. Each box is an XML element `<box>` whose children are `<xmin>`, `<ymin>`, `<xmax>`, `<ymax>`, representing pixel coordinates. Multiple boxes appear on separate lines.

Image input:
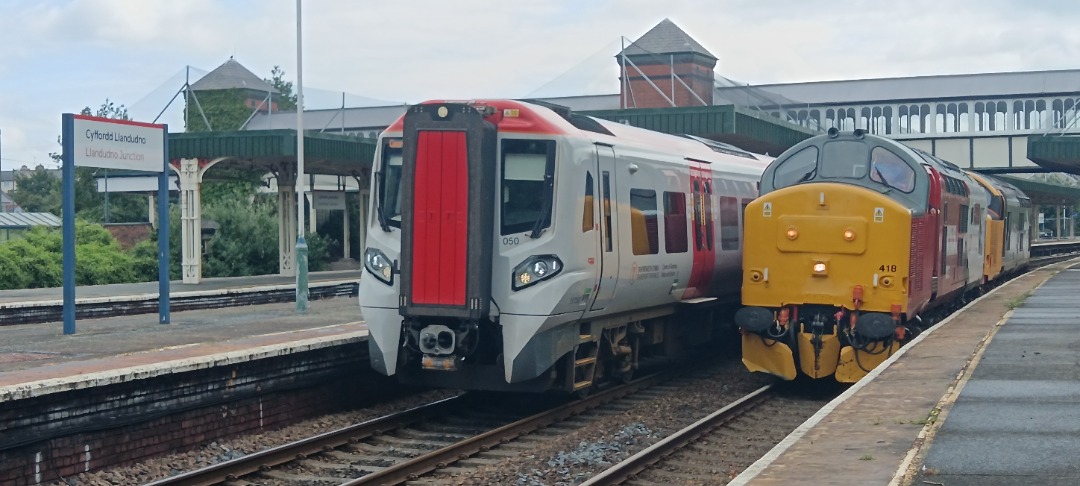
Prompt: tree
<box><xmin>81</xmin><ymin>99</ymin><xmax>129</xmax><ymax>120</ymax></box>
<box><xmin>267</xmin><ymin>66</ymin><xmax>298</xmax><ymax>112</ymax></box>
<box><xmin>9</xmin><ymin>166</ymin><xmax>61</xmax><ymax>213</ymax></box>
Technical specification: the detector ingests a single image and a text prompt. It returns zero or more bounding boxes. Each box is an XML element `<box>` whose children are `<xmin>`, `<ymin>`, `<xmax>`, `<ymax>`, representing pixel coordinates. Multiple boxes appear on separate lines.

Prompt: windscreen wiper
<box><xmin>797</xmin><ymin>167</ymin><xmax>817</xmax><ymax>183</ymax></box>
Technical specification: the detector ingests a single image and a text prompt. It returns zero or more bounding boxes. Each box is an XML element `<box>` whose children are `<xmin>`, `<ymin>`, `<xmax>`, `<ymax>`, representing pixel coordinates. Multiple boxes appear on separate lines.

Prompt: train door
<box><xmin>589</xmin><ymin>144</ymin><xmax>620</xmax><ymax>311</ymax></box>
<box><xmin>684</xmin><ymin>162</ymin><xmax>715</xmax><ymax>299</ymax></box>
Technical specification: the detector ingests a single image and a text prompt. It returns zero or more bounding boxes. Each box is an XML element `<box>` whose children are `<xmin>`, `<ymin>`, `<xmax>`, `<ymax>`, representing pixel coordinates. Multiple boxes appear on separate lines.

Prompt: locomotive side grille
<box><xmin>910</xmin><ymin>217</ymin><xmax>925</xmax><ymax>291</ymax></box>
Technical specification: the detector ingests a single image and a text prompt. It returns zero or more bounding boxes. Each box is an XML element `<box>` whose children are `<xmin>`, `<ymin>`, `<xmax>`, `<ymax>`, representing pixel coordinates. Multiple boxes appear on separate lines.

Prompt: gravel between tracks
<box><xmin>53</xmin><ymin>357</ymin><xmax>818</xmax><ymax>486</ymax></box>
<box><xmin>441</xmin><ymin>359</ymin><xmax>779</xmax><ymax>486</ymax></box>
<box><xmin>48</xmin><ymin>389</ymin><xmax>461</xmax><ymax>486</ymax></box>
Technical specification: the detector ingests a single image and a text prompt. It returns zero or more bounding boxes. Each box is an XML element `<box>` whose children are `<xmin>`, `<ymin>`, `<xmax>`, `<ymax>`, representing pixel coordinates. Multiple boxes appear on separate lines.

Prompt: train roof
<box><xmin>382</xmin><ymin>99</ymin><xmax>772</xmax><ymax>176</ymax></box>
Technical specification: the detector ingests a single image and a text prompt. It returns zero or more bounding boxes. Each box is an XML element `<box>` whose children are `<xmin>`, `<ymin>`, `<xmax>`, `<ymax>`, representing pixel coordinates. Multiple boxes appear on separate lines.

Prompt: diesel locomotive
<box><xmin>735</xmin><ymin>128</ymin><xmax>1031</xmax><ymax>383</ymax></box>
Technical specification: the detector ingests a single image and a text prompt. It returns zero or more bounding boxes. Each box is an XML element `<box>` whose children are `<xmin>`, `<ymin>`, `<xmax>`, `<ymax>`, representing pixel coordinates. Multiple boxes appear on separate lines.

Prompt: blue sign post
<box><xmin>61</xmin><ymin>113</ymin><xmax>171</xmax><ymax>334</ymax></box>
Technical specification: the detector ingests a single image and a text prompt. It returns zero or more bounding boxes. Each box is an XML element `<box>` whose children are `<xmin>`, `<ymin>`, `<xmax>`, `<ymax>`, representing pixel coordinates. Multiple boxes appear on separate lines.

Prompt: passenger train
<box><xmin>735</xmin><ymin>128</ymin><xmax>1032</xmax><ymax>383</ymax></box>
<box><xmin>359</xmin><ymin>99</ymin><xmax>770</xmax><ymax>393</ymax></box>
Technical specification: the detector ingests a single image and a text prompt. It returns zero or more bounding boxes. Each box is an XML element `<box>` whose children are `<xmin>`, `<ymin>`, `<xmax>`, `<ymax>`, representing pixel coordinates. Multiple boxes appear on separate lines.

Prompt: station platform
<box><xmin>731</xmin><ymin>257</ymin><xmax>1080</xmax><ymax>485</ymax></box>
<box><xmin>0</xmin><ymin>269</ymin><xmax>362</xmax><ymax>305</ymax></box>
<box><xmin>0</xmin><ymin>270</ymin><xmax>362</xmax><ymax>325</ymax></box>
<box><xmin>0</xmin><ymin>296</ymin><xmax>365</xmax><ymax>401</ymax></box>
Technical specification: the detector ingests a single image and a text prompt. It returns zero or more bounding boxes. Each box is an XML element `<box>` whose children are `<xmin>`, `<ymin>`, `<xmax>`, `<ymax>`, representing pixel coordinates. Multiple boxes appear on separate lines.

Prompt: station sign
<box><xmin>72</xmin><ymin>114</ymin><xmax>165</xmax><ymax>172</ymax></box>
<box><xmin>312</xmin><ymin>191</ymin><xmax>346</xmax><ymax>210</ymax></box>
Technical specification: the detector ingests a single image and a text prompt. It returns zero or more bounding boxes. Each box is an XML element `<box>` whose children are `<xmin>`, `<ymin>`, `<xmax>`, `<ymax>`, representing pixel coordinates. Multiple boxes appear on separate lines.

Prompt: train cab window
<box><xmin>820</xmin><ymin>141</ymin><xmax>868</xmax><ymax>180</ymax></box>
<box><xmin>582</xmin><ymin>172</ymin><xmax>595</xmax><ymax>233</ymax></box>
<box><xmin>869</xmin><ymin>147</ymin><xmax>915</xmax><ymax>192</ymax></box>
<box><xmin>501</xmin><ymin>139</ymin><xmax>555</xmax><ymax>236</ymax></box>
<box><xmin>719</xmin><ymin>196</ymin><xmax>740</xmax><ymax>251</ymax></box>
<box><xmin>630</xmin><ymin>189</ymin><xmax>659</xmax><ymax>255</ymax></box>
<box><xmin>663</xmin><ymin>192</ymin><xmax>688</xmax><ymax>253</ymax></box>
<box><xmin>772</xmin><ymin>146</ymin><xmax>818</xmax><ymax>188</ymax></box>
<box><xmin>376</xmin><ymin>139</ymin><xmax>403</xmax><ymax>228</ymax></box>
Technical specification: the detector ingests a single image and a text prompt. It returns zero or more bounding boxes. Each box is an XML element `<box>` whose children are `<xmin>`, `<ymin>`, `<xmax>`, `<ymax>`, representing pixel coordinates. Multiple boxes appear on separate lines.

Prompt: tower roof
<box><xmin>621</xmin><ymin>18</ymin><xmax>717</xmax><ymax>61</ymax></box>
<box><xmin>191</xmin><ymin>58</ymin><xmax>274</xmax><ymax>92</ymax></box>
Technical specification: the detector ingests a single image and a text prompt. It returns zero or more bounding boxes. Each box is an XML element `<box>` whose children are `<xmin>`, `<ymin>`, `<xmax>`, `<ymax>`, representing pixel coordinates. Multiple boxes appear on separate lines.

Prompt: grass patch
<box><xmin>859</xmin><ymin>454</ymin><xmax>874</xmax><ymax>461</ymax></box>
<box><xmin>1006</xmin><ymin>291</ymin><xmax>1032</xmax><ymax>310</ymax></box>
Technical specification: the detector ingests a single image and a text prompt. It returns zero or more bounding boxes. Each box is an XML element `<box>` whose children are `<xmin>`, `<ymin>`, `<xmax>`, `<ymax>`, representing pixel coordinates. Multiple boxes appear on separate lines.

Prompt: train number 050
<box><xmin>878</xmin><ymin>264</ymin><xmax>897</xmax><ymax>272</ymax></box>
<box><xmin>502</xmin><ymin>236</ymin><xmax>520</xmax><ymax>246</ymax></box>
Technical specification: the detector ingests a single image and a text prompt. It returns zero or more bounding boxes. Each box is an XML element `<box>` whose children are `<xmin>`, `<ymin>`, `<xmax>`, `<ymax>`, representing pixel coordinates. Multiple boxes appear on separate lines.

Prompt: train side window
<box><xmin>741</xmin><ymin>198</ymin><xmax>752</xmax><ymax>233</ymax></box>
<box><xmin>663</xmin><ymin>191</ymin><xmax>688</xmax><ymax>253</ymax></box>
<box><xmin>703</xmin><ymin>180</ymin><xmax>715</xmax><ymax>250</ymax></box>
<box><xmin>772</xmin><ymin>146</ymin><xmax>818</xmax><ymax>188</ymax></box>
<box><xmin>959</xmin><ymin>205</ymin><xmax>969</xmax><ymax>233</ymax></box>
<box><xmin>582</xmin><ymin>172</ymin><xmax>594</xmax><ymax>233</ymax></box>
<box><xmin>630</xmin><ymin>189</ymin><xmax>659</xmax><ymax>255</ymax></box>
<box><xmin>719</xmin><ymin>196</ymin><xmax>739</xmax><ymax>251</ymax></box>
<box><xmin>602</xmin><ymin>172</ymin><xmax>612</xmax><ymax>252</ymax></box>
<box><xmin>1004</xmin><ymin>213</ymin><xmax>1011</xmax><ymax>251</ymax></box>
<box><xmin>692</xmin><ymin>179</ymin><xmax>703</xmax><ymax>251</ymax></box>
<box><xmin>821</xmin><ymin>141</ymin><xmax>869</xmax><ymax>180</ymax></box>
<box><xmin>377</xmin><ymin>139</ymin><xmax>404</xmax><ymax>228</ymax></box>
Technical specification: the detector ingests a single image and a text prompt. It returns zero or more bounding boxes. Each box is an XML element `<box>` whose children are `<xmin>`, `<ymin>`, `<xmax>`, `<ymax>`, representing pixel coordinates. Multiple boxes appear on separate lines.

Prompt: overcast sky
<box><xmin>1</xmin><ymin>0</ymin><xmax>1078</xmax><ymax>170</ymax></box>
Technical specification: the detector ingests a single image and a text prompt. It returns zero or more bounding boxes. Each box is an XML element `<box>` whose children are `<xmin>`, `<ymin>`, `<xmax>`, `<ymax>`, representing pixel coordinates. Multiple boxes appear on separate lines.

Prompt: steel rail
<box><xmin>579</xmin><ymin>384</ymin><xmax>775</xmax><ymax>486</ymax></box>
<box><xmin>143</xmin><ymin>396</ymin><xmax>464</xmax><ymax>486</ymax></box>
<box><xmin>341</xmin><ymin>371</ymin><xmax>672</xmax><ymax>485</ymax></box>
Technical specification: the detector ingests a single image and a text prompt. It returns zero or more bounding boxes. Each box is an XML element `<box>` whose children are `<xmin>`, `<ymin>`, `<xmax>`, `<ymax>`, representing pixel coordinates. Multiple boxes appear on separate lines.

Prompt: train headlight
<box><xmin>812</xmin><ymin>261</ymin><xmax>828</xmax><ymax>276</ymax></box>
<box><xmin>512</xmin><ymin>254</ymin><xmax>562</xmax><ymax>290</ymax></box>
<box><xmin>786</xmin><ymin>227</ymin><xmax>799</xmax><ymax>240</ymax></box>
<box><xmin>843</xmin><ymin>228</ymin><xmax>857</xmax><ymax>241</ymax></box>
<box><xmin>363</xmin><ymin>248</ymin><xmax>395</xmax><ymax>285</ymax></box>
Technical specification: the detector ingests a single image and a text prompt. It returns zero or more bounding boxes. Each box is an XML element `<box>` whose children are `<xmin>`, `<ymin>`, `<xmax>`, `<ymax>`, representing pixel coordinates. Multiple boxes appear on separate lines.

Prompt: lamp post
<box><xmin>295</xmin><ymin>0</ymin><xmax>309</xmax><ymax>312</ymax></box>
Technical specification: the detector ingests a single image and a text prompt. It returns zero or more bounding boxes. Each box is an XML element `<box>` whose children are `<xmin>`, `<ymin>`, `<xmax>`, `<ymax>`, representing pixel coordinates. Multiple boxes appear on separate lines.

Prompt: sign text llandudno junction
<box><xmin>72</xmin><ymin>114</ymin><xmax>165</xmax><ymax>171</ymax></box>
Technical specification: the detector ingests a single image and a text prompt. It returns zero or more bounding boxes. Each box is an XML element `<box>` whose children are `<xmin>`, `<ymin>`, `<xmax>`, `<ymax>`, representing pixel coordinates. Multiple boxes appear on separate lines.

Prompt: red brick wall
<box><xmin>105</xmin><ymin>223</ymin><xmax>152</xmax><ymax>249</ymax></box>
<box><xmin>619</xmin><ymin>59</ymin><xmax>716</xmax><ymax>109</ymax></box>
<box><xmin>0</xmin><ymin>385</ymin><xmax>349</xmax><ymax>484</ymax></box>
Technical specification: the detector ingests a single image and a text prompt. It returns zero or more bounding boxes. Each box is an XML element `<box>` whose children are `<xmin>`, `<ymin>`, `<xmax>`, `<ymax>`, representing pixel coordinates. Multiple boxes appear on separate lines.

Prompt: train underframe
<box><xmin>393</xmin><ymin>302</ymin><xmax>735</xmax><ymax>394</ymax></box>
<box><xmin>739</xmin><ymin>304</ymin><xmax>920</xmax><ymax>383</ymax></box>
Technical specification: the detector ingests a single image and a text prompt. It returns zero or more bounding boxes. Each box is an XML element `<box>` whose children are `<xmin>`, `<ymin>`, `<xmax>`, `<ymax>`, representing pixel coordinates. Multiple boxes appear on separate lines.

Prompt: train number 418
<box><xmin>878</xmin><ymin>264</ymin><xmax>898</xmax><ymax>272</ymax></box>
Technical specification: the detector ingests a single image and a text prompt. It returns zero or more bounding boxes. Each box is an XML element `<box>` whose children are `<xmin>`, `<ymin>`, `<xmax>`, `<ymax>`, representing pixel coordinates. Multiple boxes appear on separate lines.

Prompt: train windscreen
<box><xmin>501</xmin><ymin>139</ymin><xmax>555</xmax><ymax>236</ymax></box>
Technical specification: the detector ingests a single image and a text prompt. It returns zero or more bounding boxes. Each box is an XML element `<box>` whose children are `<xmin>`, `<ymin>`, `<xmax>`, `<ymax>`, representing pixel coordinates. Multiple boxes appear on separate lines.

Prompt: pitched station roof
<box><xmin>191</xmin><ymin>58</ymin><xmax>275</xmax><ymax>92</ymax></box>
<box><xmin>621</xmin><ymin>18</ymin><xmax>717</xmax><ymax>60</ymax></box>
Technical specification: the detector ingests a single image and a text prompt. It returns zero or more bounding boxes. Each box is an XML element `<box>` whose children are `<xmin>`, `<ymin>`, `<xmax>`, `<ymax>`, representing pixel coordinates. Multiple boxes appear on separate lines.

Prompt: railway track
<box><xmin>146</xmin><ymin>370</ymin><xmax>682</xmax><ymax>486</ymax></box>
<box><xmin>580</xmin><ymin>384</ymin><xmax>834</xmax><ymax>485</ymax></box>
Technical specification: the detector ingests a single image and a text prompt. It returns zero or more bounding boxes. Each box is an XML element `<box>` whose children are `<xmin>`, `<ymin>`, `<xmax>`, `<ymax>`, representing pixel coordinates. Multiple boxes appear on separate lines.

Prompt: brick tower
<box><xmin>617</xmin><ymin>19</ymin><xmax>718</xmax><ymax>109</ymax></box>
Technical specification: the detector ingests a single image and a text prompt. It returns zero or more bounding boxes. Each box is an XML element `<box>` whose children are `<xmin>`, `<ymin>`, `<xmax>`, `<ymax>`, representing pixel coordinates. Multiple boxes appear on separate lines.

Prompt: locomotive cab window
<box><xmin>377</xmin><ymin>138</ymin><xmax>403</xmax><ymax>228</ymax></box>
<box><xmin>772</xmin><ymin>146</ymin><xmax>818</xmax><ymax>189</ymax></box>
<box><xmin>820</xmin><ymin>141</ymin><xmax>868</xmax><ymax>180</ymax></box>
<box><xmin>501</xmin><ymin>139</ymin><xmax>556</xmax><ymax>236</ymax></box>
<box><xmin>869</xmin><ymin>147</ymin><xmax>915</xmax><ymax>192</ymax></box>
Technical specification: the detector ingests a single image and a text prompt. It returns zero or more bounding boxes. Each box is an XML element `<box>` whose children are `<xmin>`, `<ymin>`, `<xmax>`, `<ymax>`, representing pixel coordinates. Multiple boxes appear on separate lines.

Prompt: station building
<box><xmin>155</xmin><ymin>18</ymin><xmax>1080</xmax><ymax>281</ymax></box>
